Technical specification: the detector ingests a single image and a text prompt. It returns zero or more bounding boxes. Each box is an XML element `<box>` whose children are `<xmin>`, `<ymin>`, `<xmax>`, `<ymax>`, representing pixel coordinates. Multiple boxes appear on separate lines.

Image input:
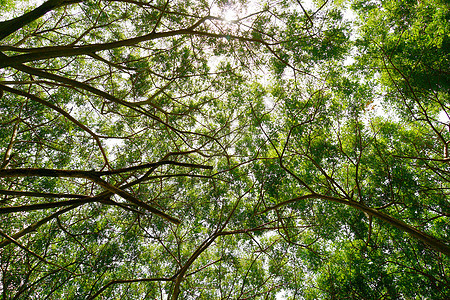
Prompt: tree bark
<box><xmin>0</xmin><ymin>0</ymin><xmax>82</xmax><ymax>41</ymax></box>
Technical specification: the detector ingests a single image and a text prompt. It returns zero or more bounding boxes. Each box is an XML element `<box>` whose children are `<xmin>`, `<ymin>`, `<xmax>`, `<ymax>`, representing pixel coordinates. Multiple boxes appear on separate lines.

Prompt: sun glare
<box><xmin>210</xmin><ymin>2</ymin><xmax>241</xmax><ymax>23</ymax></box>
<box><xmin>223</xmin><ymin>8</ymin><xmax>238</xmax><ymax>22</ymax></box>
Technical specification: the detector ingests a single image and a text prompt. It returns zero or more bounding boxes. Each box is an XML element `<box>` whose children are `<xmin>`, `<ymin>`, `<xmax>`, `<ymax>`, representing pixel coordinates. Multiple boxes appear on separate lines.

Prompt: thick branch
<box><xmin>0</xmin><ymin>198</ymin><xmax>94</xmax><ymax>214</ymax></box>
<box><xmin>0</xmin><ymin>167</ymin><xmax>98</xmax><ymax>179</ymax></box>
<box><xmin>0</xmin><ymin>160</ymin><xmax>212</xmax><ymax>179</ymax></box>
<box><xmin>0</xmin><ymin>189</ymin><xmax>86</xmax><ymax>198</ymax></box>
<box><xmin>171</xmin><ymin>234</ymin><xmax>219</xmax><ymax>299</ymax></box>
<box><xmin>97</xmin><ymin>160</ymin><xmax>213</xmax><ymax>175</ymax></box>
<box><xmin>0</xmin><ymin>153</ymin><xmax>201</xmax><ymax>246</ymax></box>
<box><xmin>0</xmin><ymin>19</ymin><xmax>269</xmax><ymax>68</ymax></box>
<box><xmin>0</xmin><ymin>0</ymin><xmax>82</xmax><ymax>41</ymax></box>
<box><xmin>91</xmin><ymin>176</ymin><xmax>181</xmax><ymax>225</ymax></box>
<box><xmin>262</xmin><ymin>193</ymin><xmax>450</xmax><ymax>256</ymax></box>
<box><xmin>0</xmin><ymin>167</ymin><xmax>182</xmax><ymax>224</ymax></box>
<box><xmin>0</xmin><ymin>17</ymin><xmax>212</xmax><ymax>67</ymax></box>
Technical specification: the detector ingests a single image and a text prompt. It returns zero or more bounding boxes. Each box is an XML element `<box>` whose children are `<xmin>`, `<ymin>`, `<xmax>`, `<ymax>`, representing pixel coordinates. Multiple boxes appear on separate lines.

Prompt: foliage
<box><xmin>0</xmin><ymin>0</ymin><xmax>449</xmax><ymax>299</ymax></box>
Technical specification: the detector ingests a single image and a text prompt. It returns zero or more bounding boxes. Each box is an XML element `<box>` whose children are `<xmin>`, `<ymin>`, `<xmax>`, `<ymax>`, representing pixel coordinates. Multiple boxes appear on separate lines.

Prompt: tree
<box><xmin>0</xmin><ymin>0</ymin><xmax>449</xmax><ymax>299</ymax></box>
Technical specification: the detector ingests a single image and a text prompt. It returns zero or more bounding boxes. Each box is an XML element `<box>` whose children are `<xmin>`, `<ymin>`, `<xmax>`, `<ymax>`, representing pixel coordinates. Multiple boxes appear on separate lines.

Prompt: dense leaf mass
<box><xmin>0</xmin><ymin>0</ymin><xmax>449</xmax><ymax>299</ymax></box>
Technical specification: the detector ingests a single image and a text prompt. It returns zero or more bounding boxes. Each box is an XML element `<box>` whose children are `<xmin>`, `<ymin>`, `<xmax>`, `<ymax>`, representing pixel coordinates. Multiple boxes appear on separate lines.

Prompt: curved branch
<box><xmin>0</xmin><ymin>205</ymin><xmax>78</xmax><ymax>248</ymax></box>
<box><xmin>171</xmin><ymin>234</ymin><xmax>218</xmax><ymax>299</ymax></box>
<box><xmin>0</xmin><ymin>0</ymin><xmax>82</xmax><ymax>41</ymax></box>
<box><xmin>0</xmin><ymin>229</ymin><xmax>78</xmax><ymax>274</ymax></box>
<box><xmin>88</xmin><ymin>276</ymin><xmax>175</xmax><ymax>300</ymax></box>
<box><xmin>91</xmin><ymin>176</ymin><xmax>181</xmax><ymax>224</ymax></box>
<box><xmin>0</xmin><ymin>17</ymin><xmax>213</xmax><ymax>67</ymax></box>
<box><xmin>261</xmin><ymin>193</ymin><xmax>450</xmax><ymax>256</ymax></box>
<box><xmin>0</xmin><ymin>167</ymin><xmax>182</xmax><ymax>224</ymax></box>
<box><xmin>3</xmin><ymin>63</ymin><xmax>196</xmax><ymax>140</ymax></box>
<box><xmin>0</xmin><ymin>84</ymin><xmax>110</xmax><ymax>167</ymax></box>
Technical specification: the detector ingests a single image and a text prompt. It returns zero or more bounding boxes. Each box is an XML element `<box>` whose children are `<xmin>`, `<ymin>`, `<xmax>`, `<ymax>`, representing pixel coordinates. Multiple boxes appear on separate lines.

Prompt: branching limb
<box><xmin>0</xmin><ymin>229</ymin><xmax>78</xmax><ymax>275</ymax></box>
<box><xmin>0</xmin><ymin>0</ymin><xmax>82</xmax><ymax>41</ymax></box>
<box><xmin>0</xmin><ymin>84</ymin><xmax>111</xmax><ymax>167</ymax></box>
<box><xmin>260</xmin><ymin>193</ymin><xmax>450</xmax><ymax>256</ymax></box>
<box><xmin>91</xmin><ymin>176</ymin><xmax>181</xmax><ymax>225</ymax></box>
<box><xmin>0</xmin><ymin>205</ymin><xmax>79</xmax><ymax>249</ymax></box>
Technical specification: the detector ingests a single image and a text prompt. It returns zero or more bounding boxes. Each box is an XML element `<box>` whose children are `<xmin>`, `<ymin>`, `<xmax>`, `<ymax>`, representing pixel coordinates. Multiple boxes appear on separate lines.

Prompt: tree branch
<box><xmin>91</xmin><ymin>176</ymin><xmax>181</xmax><ymax>225</ymax></box>
<box><xmin>0</xmin><ymin>205</ymin><xmax>78</xmax><ymax>249</ymax></box>
<box><xmin>0</xmin><ymin>84</ymin><xmax>110</xmax><ymax>167</ymax></box>
<box><xmin>88</xmin><ymin>276</ymin><xmax>175</xmax><ymax>300</ymax></box>
<box><xmin>0</xmin><ymin>0</ymin><xmax>82</xmax><ymax>41</ymax></box>
<box><xmin>260</xmin><ymin>193</ymin><xmax>450</xmax><ymax>256</ymax></box>
<box><xmin>0</xmin><ymin>189</ymin><xmax>86</xmax><ymax>198</ymax></box>
<box><xmin>0</xmin><ymin>229</ymin><xmax>78</xmax><ymax>274</ymax></box>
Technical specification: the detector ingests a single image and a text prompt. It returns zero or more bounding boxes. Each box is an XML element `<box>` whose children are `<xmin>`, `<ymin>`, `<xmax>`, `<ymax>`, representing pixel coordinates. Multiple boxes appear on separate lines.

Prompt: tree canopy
<box><xmin>0</xmin><ymin>0</ymin><xmax>449</xmax><ymax>299</ymax></box>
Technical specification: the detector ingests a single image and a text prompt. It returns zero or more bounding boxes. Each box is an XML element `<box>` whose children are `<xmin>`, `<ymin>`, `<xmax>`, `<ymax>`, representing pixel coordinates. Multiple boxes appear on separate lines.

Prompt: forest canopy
<box><xmin>0</xmin><ymin>0</ymin><xmax>449</xmax><ymax>298</ymax></box>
